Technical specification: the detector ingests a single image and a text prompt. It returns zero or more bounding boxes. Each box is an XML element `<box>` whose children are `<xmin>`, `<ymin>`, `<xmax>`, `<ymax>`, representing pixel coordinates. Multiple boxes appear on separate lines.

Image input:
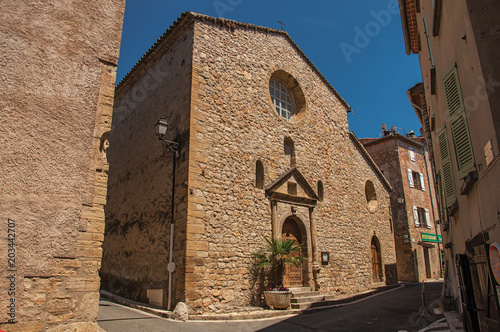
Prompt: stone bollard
<box><xmin>172</xmin><ymin>302</ymin><xmax>189</xmax><ymax>321</ymax></box>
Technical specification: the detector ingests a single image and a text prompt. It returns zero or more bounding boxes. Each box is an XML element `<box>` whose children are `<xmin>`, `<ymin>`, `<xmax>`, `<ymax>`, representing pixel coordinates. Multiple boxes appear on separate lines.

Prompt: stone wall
<box><xmin>0</xmin><ymin>1</ymin><xmax>124</xmax><ymax>330</ymax></box>
<box><xmin>100</xmin><ymin>23</ymin><xmax>194</xmax><ymax>308</ymax></box>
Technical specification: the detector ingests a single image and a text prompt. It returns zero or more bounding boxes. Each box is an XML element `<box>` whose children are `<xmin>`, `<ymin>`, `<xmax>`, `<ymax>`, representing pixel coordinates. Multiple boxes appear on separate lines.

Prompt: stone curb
<box><xmin>100</xmin><ymin>290</ymin><xmax>174</xmax><ymax>319</ymax></box>
<box><xmin>100</xmin><ymin>284</ymin><xmax>401</xmax><ymax>321</ymax></box>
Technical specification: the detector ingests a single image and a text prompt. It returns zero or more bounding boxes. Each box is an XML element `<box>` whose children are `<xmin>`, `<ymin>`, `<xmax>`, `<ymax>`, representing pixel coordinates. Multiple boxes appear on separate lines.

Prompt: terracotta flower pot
<box><xmin>263</xmin><ymin>291</ymin><xmax>292</xmax><ymax>310</ymax></box>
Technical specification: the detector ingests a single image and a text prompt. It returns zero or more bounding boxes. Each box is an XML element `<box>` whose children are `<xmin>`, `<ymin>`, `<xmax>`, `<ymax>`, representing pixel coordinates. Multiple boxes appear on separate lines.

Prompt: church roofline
<box><xmin>115</xmin><ymin>11</ymin><xmax>350</xmax><ymax>110</ymax></box>
<box><xmin>349</xmin><ymin>132</ymin><xmax>393</xmax><ymax>192</ymax></box>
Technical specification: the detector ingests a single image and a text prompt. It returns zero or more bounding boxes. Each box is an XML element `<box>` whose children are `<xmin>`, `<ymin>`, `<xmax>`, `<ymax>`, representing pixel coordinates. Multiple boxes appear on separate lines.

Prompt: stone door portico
<box><xmin>266</xmin><ymin>168</ymin><xmax>320</xmax><ymax>289</ymax></box>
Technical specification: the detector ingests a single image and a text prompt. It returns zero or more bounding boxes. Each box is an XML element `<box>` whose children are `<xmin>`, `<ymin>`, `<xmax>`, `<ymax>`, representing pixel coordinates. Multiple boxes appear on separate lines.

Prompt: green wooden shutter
<box><xmin>438</xmin><ymin>128</ymin><xmax>456</xmax><ymax>207</ymax></box>
<box><xmin>443</xmin><ymin>66</ymin><xmax>475</xmax><ymax>178</ymax></box>
<box><xmin>443</xmin><ymin>67</ymin><xmax>463</xmax><ymax>117</ymax></box>
<box><xmin>450</xmin><ymin>113</ymin><xmax>475</xmax><ymax>177</ymax></box>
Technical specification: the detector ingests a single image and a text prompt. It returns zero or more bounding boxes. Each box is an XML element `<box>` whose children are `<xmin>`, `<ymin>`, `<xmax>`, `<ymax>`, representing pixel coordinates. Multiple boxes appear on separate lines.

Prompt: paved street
<box><xmin>98</xmin><ymin>282</ymin><xmax>443</xmax><ymax>332</ymax></box>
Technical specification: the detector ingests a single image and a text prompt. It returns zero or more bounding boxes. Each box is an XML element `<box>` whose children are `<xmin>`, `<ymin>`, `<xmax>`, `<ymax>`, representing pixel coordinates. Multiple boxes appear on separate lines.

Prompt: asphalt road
<box><xmin>97</xmin><ymin>282</ymin><xmax>443</xmax><ymax>332</ymax></box>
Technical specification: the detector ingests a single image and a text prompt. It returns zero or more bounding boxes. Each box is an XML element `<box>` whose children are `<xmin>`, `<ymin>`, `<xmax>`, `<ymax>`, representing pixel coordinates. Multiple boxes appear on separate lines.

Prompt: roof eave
<box><xmin>361</xmin><ymin>133</ymin><xmax>424</xmax><ymax>150</ymax></box>
<box><xmin>398</xmin><ymin>0</ymin><xmax>412</xmax><ymax>55</ymax></box>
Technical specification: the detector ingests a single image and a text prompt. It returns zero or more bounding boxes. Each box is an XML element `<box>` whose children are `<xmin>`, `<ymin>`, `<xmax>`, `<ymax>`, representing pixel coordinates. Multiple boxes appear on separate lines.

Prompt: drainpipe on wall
<box><xmin>448</xmin><ymin>214</ymin><xmax>462</xmax><ymax>316</ymax></box>
<box><xmin>410</xmin><ymin>236</ymin><xmax>419</xmax><ymax>282</ymax></box>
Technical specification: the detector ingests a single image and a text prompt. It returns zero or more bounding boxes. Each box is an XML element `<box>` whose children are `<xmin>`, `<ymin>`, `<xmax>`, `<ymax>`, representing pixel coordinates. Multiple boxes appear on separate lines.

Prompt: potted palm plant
<box><xmin>252</xmin><ymin>237</ymin><xmax>306</xmax><ymax>309</ymax></box>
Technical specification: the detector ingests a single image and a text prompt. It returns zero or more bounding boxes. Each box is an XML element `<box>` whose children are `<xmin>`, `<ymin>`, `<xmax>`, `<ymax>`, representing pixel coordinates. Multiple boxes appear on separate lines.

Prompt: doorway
<box><xmin>424</xmin><ymin>247</ymin><xmax>432</xmax><ymax>279</ymax></box>
<box><xmin>282</xmin><ymin>217</ymin><xmax>304</xmax><ymax>287</ymax></box>
<box><xmin>371</xmin><ymin>236</ymin><xmax>382</xmax><ymax>282</ymax></box>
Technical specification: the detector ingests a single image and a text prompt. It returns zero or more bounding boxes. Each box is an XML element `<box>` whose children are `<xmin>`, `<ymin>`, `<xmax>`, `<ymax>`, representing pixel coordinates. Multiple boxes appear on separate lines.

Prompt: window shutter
<box><xmin>424</xmin><ymin>208</ymin><xmax>431</xmax><ymax>228</ymax></box>
<box><xmin>413</xmin><ymin>206</ymin><xmax>419</xmax><ymax>227</ymax></box>
<box><xmin>443</xmin><ymin>67</ymin><xmax>464</xmax><ymax>117</ymax></box>
<box><xmin>409</xmin><ymin>148</ymin><xmax>415</xmax><ymax>161</ymax></box>
<box><xmin>450</xmin><ymin>113</ymin><xmax>475</xmax><ymax>178</ymax></box>
<box><xmin>407</xmin><ymin>169</ymin><xmax>414</xmax><ymax>188</ymax></box>
<box><xmin>443</xmin><ymin>66</ymin><xmax>475</xmax><ymax>178</ymax></box>
<box><xmin>420</xmin><ymin>173</ymin><xmax>425</xmax><ymax>191</ymax></box>
<box><xmin>438</xmin><ymin>128</ymin><xmax>456</xmax><ymax>207</ymax></box>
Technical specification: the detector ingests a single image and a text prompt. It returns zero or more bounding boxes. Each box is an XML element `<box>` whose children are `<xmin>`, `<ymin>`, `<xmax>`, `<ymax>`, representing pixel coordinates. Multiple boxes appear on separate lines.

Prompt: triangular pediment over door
<box><xmin>265</xmin><ymin>168</ymin><xmax>318</xmax><ymax>207</ymax></box>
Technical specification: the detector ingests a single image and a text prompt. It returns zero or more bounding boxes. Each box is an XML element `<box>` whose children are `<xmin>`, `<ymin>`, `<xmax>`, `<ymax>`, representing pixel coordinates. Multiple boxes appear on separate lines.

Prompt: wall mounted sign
<box><xmin>489</xmin><ymin>242</ymin><xmax>500</xmax><ymax>285</ymax></box>
<box><xmin>421</xmin><ymin>232</ymin><xmax>442</xmax><ymax>243</ymax></box>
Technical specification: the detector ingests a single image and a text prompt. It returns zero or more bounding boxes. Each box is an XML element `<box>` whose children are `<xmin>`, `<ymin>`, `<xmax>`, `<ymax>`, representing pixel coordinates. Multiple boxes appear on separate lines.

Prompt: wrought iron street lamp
<box><xmin>155</xmin><ymin>117</ymin><xmax>180</xmax><ymax>157</ymax></box>
<box><xmin>155</xmin><ymin>117</ymin><xmax>180</xmax><ymax>311</ymax></box>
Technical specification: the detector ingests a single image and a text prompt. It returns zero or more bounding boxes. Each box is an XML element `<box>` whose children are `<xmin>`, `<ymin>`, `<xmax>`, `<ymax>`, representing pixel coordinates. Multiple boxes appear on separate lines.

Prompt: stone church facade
<box><xmin>101</xmin><ymin>12</ymin><xmax>397</xmax><ymax>314</ymax></box>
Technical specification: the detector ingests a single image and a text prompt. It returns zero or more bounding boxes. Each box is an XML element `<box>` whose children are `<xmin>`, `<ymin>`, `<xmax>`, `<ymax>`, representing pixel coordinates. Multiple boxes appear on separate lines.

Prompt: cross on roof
<box><xmin>278</xmin><ymin>20</ymin><xmax>286</xmax><ymax>30</ymax></box>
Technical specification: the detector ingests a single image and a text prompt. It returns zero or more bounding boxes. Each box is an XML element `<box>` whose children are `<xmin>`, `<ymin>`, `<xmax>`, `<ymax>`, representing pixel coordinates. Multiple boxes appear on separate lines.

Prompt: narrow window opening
<box><xmin>412</xmin><ymin>171</ymin><xmax>421</xmax><ymax>190</ymax></box>
<box><xmin>284</xmin><ymin>137</ymin><xmax>296</xmax><ymax>167</ymax></box>
<box><xmin>317</xmin><ymin>181</ymin><xmax>324</xmax><ymax>202</ymax></box>
<box><xmin>365</xmin><ymin>180</ymin><xmax>378</xmax><ymax>212</ymax></box>
<box><xmin>256</xmin><ymin>160</ymin><xmax>264</xmax><ymax>189</ymax></box>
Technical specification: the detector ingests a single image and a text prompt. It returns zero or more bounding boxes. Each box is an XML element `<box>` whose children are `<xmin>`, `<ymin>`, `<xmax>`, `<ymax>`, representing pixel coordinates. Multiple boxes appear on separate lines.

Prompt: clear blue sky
<box><xmin>117</xmin><ymin>0</ymin><xmax>423</xmax><ymax>138</ymax></box>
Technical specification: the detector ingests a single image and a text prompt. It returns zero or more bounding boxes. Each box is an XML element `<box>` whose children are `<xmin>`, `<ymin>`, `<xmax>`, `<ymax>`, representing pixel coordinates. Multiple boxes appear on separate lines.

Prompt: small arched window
<box><xmin>284</xmin><ymin>137</ymin><xmax>296</xmax><ymax>167</ymax></box>
<box><xmin>317</xmin><ymin>181</ymin><xmax>324</xmax><ymax>202</ymax></box>
<box><xmin>268</xmin><ymin>70</ymin><xmax>306</xmax><ymax>123</ymax></box>
<box><xmin>256</xmin><ymin>160</ymin><xmax>264</xmax><ymax>189</ymax></box>
<box><xmin>365</xmin><ymin>180</ymin><xmax>378</xmax><ymax>212</ymax></box>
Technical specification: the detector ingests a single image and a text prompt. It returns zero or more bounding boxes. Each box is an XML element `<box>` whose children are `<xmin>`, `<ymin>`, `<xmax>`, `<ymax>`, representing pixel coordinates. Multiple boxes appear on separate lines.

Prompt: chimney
<box><xmin>406</xmin><ymin>130</ymin><xmax>415</xmax><ymax>138</ymax></box>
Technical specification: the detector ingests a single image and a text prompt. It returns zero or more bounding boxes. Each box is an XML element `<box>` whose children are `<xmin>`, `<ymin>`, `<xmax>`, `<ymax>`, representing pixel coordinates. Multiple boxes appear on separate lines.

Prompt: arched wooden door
<box><xmin>282</xmin><ymin>218</ymin><xmax>303</xmax><ymax>287</ymax></box>
<box><xmin>371</xmin><ymin>236</ymin><xmax>381</xmax><ymax>282</ymax></box>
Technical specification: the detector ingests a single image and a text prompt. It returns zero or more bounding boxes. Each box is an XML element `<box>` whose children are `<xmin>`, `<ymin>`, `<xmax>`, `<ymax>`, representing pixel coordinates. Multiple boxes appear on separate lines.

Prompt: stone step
<box><xmin>324</xmin><ymin>295</ymin><xmax>336</xmax><ymax>301</ymax></box>
<box><xmin>290</xmin><ymin>298</ymin><xmax>342</xmax><ymax>310</ymax></box>
<box><xmin>288</xmin><ymin>287</ymin><xmax>311</xmax><ymax>293</ymax></box>
<box><xmin>290</xmin><ymin>302</ymin><xmax>314</xmax><ymax>310</ymax></box>
<box><xmin>292</xmin><ymin>289</ymin><xmax>391</xmax><ymax>310</ymax></box>
<box><xmin>291</xmin><ymin>291</ymin><xmax>321</xmax><ymax>298</ymax></box>
<box><xmin>291</xmin><ymin>295</ymin><xmax>326</xmax><ymax>304</ymax></box>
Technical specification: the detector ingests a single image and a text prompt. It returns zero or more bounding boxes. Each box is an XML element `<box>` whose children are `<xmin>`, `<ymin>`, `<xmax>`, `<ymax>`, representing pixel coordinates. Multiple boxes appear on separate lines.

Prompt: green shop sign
<box><xmin>421</xmin><ymin>232</ymin><xmax>442</xmax><ymax>243</ymax></box>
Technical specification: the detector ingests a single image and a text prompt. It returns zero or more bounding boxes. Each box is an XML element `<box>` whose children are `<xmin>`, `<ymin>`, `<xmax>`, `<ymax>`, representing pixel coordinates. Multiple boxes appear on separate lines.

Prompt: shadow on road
<box><xmin>256</xmin><ymin>282</ymin><xmax>444</xmax><ymax>332</ymax></box>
